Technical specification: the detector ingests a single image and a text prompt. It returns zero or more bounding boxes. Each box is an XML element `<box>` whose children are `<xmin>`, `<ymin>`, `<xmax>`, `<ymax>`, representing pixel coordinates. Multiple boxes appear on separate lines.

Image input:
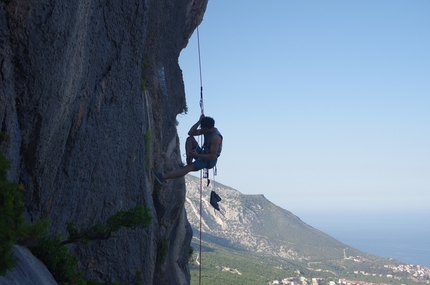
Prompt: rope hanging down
<box><xmin>197</xmin><ymin>24</ymin><xmax>204</xmax><ymax>116</ymax></box>
<box><xmin>196</xmin><ymin>21</ymin><xmax>204</xmax><ymax>285</ymax></box>
<box><xmin>195</xmin><ymin>6</ymin><xmax>223</xmax><ymax>284</ymax></box>
<box><xmin>196</xmin><ymin>25</ymin><xmax>222</xmax><ymax>285</ymax></box>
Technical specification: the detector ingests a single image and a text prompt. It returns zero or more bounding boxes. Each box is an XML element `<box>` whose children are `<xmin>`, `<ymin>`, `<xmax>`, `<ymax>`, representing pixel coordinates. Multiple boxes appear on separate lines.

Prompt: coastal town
<box><xmin>268</xmin><ymin>264</ymin><xmax>430</xmax><ymax>285</ymax></box>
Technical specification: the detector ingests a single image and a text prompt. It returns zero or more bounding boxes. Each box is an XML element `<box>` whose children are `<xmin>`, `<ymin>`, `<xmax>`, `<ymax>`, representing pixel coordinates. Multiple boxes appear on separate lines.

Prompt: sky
<box><xmin>177</xmin><ymin>0</ymin><xmax>430</xmax><ymax>225</ymax></box>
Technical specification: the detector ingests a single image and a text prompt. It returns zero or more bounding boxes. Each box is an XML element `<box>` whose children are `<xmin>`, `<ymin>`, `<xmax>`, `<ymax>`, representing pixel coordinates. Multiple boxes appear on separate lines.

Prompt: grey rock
<box><xmin>0</xmin><ymin>245</ymin><xmax>58</xmax><ymax>285</ymax></box>
<box><xmin>1</xmin><ymin>0</ymin><xmax>208</xmax><ymax>283</ymax></box>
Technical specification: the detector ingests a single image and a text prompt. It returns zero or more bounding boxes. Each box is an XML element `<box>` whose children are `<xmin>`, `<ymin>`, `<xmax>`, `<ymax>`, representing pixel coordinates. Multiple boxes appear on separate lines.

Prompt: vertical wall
<box><xmin>0</xmin><ymin>0</ymin><xmax>208</xmax><ymax>283</ymax></box>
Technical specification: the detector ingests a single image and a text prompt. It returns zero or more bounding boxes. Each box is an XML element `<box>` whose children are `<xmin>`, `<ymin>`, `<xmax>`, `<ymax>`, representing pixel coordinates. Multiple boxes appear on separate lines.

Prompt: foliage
<box><xmin>0</xmin><ymin>151</ymin><xmax>49</xmax><ymax>275</ymax></box>
<box><xmin>64</xmin><ymin>205</ymin><xmax>152</xmax><ymax>245</ymax></box>
<box><xmin>189</xmin><ymin>238</ymin><xmax>422</xmax><ymax>285</ymax></box>
<box><xmin>181</xmin><ymin>103</ymin><xmax>188</xmax><ymax>115</ymax></box>
<box><xmin>176</xmin><ymin>103</ymin><xmax>189</xmax><ymax>126</ymax></box>
<box><xmin>0</xmin><ymin>145</ymin><xmax>153</xmax><ymax>284</ymax></box>
<box><xmin>86</xmin><ymin>281</ymin><xmax>116</xmax><ymax>285</ymax></box>
<box><xmin>188</xmin><ymin>246</ymin><xmax>194</xmax><ymax>263</ymax></box>
<box><xmin>156</xmin><ymin>239</ymin><xmax>170</xmax><ymax>269</ymax></box>
<box><xmin>141</xmin><ymin>61</ymin><xmax>150</xmax><ymax>91</ymax></box>
<box><xmin>132</xmin><ymin>270</ymin><xmax>144</xmax><ymax>285</ymax></box>
<box><xmin>30</xmin><ymin>235</ymin><xmax>86</xmax><ymax>285</ymax></box>
<box><xmin>144</xmin><ymin>130</ymin><xmax>154</xmax><ymax>169</ymax></box>
<box><xmin>30</xmin><ymin>205</ymin><xmax>152</xmax><ymax>285</ymax></box>
<box><xmin>0</xmin><ymin>152</ymin><xmax>21</xmax><ymax>275</ymax></box>
<box><xmin>189</xmin><ymin>238</ymin><xmax>298</xmax><ymax>285</ymax></box>
<box><xmin>0</xmin><ymin>130</ymin><xmax>7</xmax><ymax>144</ymax></box>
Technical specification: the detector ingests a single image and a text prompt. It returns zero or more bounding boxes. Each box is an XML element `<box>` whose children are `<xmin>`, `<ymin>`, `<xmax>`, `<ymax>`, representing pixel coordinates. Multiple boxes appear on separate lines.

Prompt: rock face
<box><xmin>0</xmin><ymin>246</ymin><xmax>58</xmax><ymax>285</ymax></box>
<box><xmin>0</xmin><ymin>0</ymin><xmax>207</xmax><ymax>283</ymax></box>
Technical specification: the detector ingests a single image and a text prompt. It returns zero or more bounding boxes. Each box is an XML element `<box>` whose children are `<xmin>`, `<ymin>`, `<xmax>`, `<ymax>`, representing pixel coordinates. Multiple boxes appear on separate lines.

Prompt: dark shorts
<box><xmin>193</xmin><ymin>157</ymin><xmax>218</xmax><ymax>171</ymax></box>
<box><xmin>192</xmin><ymin>145</ymin><xmax>218</xmax><ymax>171</ymax></box>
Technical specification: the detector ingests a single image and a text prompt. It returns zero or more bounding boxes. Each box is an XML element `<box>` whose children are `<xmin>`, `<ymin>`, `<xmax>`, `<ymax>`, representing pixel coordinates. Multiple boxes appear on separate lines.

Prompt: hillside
<box><xmin>184</xmin><ymin>175</ymin><xmax>425</xmax><ymax>285</ymax></box>
<box><xmin>185</xmin><ymin>175</ymin><xmax>364</xmax><ymax>261</ymax></box>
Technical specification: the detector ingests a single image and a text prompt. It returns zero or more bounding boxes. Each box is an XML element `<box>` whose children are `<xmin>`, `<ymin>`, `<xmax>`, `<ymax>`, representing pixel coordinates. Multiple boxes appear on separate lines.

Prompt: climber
<box><xmin>152</xmin><ymin>114</ymin><xmax>222</xmax><ymax>184</ymax></box>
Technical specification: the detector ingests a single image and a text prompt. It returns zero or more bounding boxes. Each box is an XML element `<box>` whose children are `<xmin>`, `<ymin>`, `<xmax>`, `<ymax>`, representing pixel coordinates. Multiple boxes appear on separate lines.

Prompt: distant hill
<box><xmin>184</xmin><ymin>175</ymin><xmax>421</xmax><ymax>285</ymax></box>
<box><xmin>185</xmin><ymin>174</ymin><xmax>363</xmax><ymax>261</ymax></box>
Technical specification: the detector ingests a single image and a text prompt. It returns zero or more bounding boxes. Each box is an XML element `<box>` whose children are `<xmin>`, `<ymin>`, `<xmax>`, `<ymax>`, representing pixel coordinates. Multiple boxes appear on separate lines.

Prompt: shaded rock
<box><xmin>0</xmin><ymin>0</ymin><xmax>208</xmax><ymax>283</ymax></box>
<box><xmin>0</xmin><ymin>245</ymin><xmax>58</xmax><ymax>285</ymax></box>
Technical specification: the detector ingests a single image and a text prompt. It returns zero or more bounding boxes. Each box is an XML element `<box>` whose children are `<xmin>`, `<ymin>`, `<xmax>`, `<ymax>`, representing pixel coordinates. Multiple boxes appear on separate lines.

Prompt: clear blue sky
<box><xmin>178</xmin><ymin>1</ymin><xmax>430</xmax><ymax>220</ymax></box>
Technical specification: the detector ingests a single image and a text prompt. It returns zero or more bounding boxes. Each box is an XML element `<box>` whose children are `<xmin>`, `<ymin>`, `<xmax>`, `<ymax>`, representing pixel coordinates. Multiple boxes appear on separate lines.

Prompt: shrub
<box><xmin>0</xmin><ymin>151</ymin><xmax>49</xmax><ymax>275</ymax></box>
<box><xmin>157</xmin><ymin>239</ymin><xmax>170</xmax><ymax>269</ymax></box>
<box><xmin>64</xmin><ymin>205</ymin><xmax>152</xmax><ymax>245</ymax></box>
<box><xmin>189</xmin><ymin>246</ymin><xmax>194</xmax><ymax>263</ymax></box>
<box><xmin>30</xmin><ymin>205</ymin><xmax>152</xmax><ymax>284</ymax></box>
<box><xmin>141</xmin><ymin>61</ymin><xmax>150</xmax><ymax>91</ymax></box>
<box><xmin>144</xmin><ymin>130</ymin><xmax>154</xmax><ymax>169</ymax></box>
<box><xmin>30</xmin><ymin>235</ymin><xmax>85</xmax><ymax>285</ymax></box>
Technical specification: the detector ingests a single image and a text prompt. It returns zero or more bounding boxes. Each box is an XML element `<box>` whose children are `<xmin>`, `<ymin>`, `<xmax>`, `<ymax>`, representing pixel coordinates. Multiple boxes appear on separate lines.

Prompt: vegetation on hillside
<box><xmin>185</xmin><ymin>176</ymin><xmax>426</xmax><ymax>285</ymax></box>
<box><xmin>189</xmin><ymin>238</ymin><xmax>424</xmax><ymax>285</ymax></box>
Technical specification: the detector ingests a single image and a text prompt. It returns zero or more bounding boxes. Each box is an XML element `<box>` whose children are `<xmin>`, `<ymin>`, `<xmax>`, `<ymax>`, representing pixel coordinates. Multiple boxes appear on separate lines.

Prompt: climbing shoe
<box><xmin>151</xmin><ymin>168</ymin><xmax>165</xmax><ymax>184</ymax></box>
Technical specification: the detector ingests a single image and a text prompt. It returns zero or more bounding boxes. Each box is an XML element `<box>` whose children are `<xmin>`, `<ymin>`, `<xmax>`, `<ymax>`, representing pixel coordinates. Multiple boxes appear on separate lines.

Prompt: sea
<box><xmin>296</xmin><ymin>209</ymin><xmax>430</xmax><ymax>268</ymax></box>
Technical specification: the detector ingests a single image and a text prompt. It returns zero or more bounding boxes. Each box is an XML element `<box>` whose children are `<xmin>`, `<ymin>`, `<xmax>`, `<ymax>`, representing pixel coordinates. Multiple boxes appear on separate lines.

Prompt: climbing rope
<box><xmin>196</xmin><ymin>19</ymin><xmax>204</xmax><ymax>285</ymax></box>
<box><xmin>195</xmin><ymin>3</ymin><xmax>221</xmax><ymax>283</ymax></box>
<box><xmin>199</xmin><ymin>161</ymin><xmax>203</xmax><ymax>285</ymax></box>
<box><xmin>196</xmin><ymin>11</ymin><xmax>204</xmax><ymax>117</ymax></box>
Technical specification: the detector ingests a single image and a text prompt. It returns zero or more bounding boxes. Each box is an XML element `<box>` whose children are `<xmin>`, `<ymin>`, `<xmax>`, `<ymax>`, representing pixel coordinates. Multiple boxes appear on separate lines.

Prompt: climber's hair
<box><xmin>201</xmin><ymin>117</ymin><xmax>215</xmax><ymax>129</ymax></box>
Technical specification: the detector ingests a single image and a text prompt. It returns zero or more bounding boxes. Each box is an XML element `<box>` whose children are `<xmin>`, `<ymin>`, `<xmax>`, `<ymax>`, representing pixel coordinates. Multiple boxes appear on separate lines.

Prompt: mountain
<box><xmin>184</xmin><ymin>175</ymin><xmax>422</xmax><ymax>285</ymax></box>
<box><xmin>185</xmin><ymin>174</ymin><xmax>362</xmax><ymax>261</ymax></box>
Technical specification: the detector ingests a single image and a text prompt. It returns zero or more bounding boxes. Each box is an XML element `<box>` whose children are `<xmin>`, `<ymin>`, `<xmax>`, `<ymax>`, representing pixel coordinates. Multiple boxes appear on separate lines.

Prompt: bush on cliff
<box><xmin>0</xmin><ymin>151</ymin><xmax>49</xmax><ymax>275</ymax></box>
<box><xmin>0</xmin><ymin>151</ymin><xmax>21</xmax><ymax>275</ymax></box>
<box><xmin>29</xmin><ymin>205</ymin><xmax>152</xmax><ymax>285</ymax></box>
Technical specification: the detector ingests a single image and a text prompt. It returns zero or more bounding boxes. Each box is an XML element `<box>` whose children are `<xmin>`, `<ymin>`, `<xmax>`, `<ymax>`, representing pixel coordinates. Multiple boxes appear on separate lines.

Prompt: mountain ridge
<box><xmin>184</xmin><ymin>174</ymin><xmax>429</xmax><ymax>285</ymax></box>
<box><xmin>184</xmin><ymin>174</ymin><xmax>364</xmax><ymax>261</ymax></box>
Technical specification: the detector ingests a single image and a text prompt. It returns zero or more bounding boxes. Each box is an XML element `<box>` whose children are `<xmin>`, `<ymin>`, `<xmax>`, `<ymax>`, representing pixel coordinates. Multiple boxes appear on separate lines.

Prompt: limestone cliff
<box><xmin>0</xmin><ymin>0</ymin><xmax>208</xmax><ymax>283</ymax></box>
